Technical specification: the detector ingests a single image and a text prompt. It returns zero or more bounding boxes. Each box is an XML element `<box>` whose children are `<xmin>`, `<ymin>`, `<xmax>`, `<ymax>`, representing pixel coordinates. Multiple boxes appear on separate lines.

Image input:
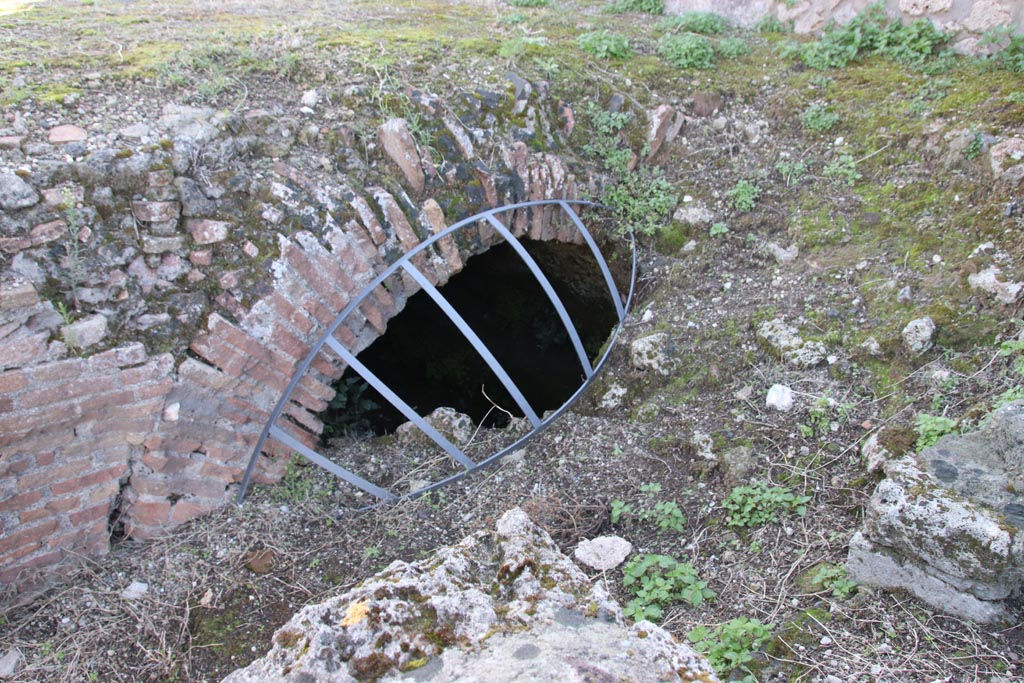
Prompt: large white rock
<box><xmin>630</xmin><ymin>333</ymin><xmax>673</xmax><ymax>376</ymax></box>
<box><xmin>766</xmin><ymin>384</ymin><xmax>794</xmax><ymax>411</ymax></box>
<box><xmin>574</xmin><ymin>535</ymin><xmax>633</xmax><ymax>571</ymax></box>
<box><xmin>847</xmin><ymin>402</ymin><xmax>1024</xmax><ymax>623</ymax></box>
<box><xmin>222</xmin><ymin>509</ymin><xmax>718</xmax><ymax>683</ymax></box>
<box><xmin>968</xmin><ymin>266</ymin><xmax>1022</xmax><ymax>305</ymax></box>
<box><xmin>901</xmin><ymin>316</ymin><xmax>935</xmax><ymax>355</ymax></box>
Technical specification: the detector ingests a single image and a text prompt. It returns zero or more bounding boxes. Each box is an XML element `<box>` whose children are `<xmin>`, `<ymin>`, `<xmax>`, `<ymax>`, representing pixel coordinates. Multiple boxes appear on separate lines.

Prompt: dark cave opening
<box><xmin>321</xmin><ymin>239</ymin><xmax>621</xmax><ymax>440</ymax></box>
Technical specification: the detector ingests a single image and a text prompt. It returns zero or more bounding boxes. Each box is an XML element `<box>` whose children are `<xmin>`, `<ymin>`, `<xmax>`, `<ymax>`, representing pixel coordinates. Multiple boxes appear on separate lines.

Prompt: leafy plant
<box><xmin>964</xmin><ymin>131</ymin><xmax>984</xmax><ymax>160</ymax></box>
<box><xmin>781</xmin><ymin>2</ymin><xmax>949</xmax><ymax>70</ymax></box>
<box><xmin>605</xmin><ymin>0</ymin><xmax>663</xmax><ymax>15</ymax></box>
<box><xmin>1006</xmin><ymin>91</ymin><xmax>1024</xmax><ymax>104</ymax></box>
<box><xmin>688</xmin><ymin>618</ymin><xmax>772</xmax><ymax>677</ymax></box>
<box><xmin>811</xmin><ymin>563</ymin><xmax>858</xmax><ymax>599</ymax></box>
<box><xmin>999</xmin><ymin>337</ymin><xmax>1024</xmax><ymax>375</ymax></box>
<box><xmin>582</xmin><ymin>104</ymin><xmax>633</xmax><ymax>172</ymax></box>
<box><xmin>323</xmin><ymin>376</ymin><xmax>379</xmax><ymax>438</ymax></box>
<box><xmin>577</xmin><ymin>30</ymin><xmax>631</xmax><ymax>59</ymax></box>
<box><xmin>800</xmin><ymin>103</ymin><xmax>841</xmax><ymax>132</ymax></box>
<box><xmin>658</xmin><ymin>34</ymin><xmax>715</xmax><ymax>70</ymax></box>
<box><xmin>498</xmin><ymin>35</ymin><xmax>551</xmax><ymax>61</ymax></box>
<box><xmin>716</xmin><ymin>37</ymin><xmax>750</xmax><ymax>60</ymax></box>
<box><xmin>994</xmin><ymin>386</ymin><xmax>1024</xmax><ymax>409</ymax></box>
<box><xmin>505</xmin><ymin>0</ymin><xmax>550</xmax><ymax>7</ymax></box>
<box><xmin>274</xmin><ymin>458</ymin><xmax>323</xmax><ymax>504</ymax></box>
<box><xmin>775</xmin><ymin>159</ymin><xmax>808</xmax><ymax>186</ymax></box>
<box><xmin>721</xmin><ymin>482</ymin><xmax>810</xmax><ymax>528</ymax></box>
<box><xmin>980</xmin><ymin>26</ymin><xmax>1024</xmax><ymax>72</ymax></box>
<box><xmin>498</xmin><ymin>12</ymin><xmax>528</xmax><ymax>25</ymax></box>
<box><xmin>709</xmin><ymin>222</ymin><xmax>729</xmax><ymax>238</ymax></box>
<box><xmin>915</xmin><ymin>413</ymin><xmax>957</xmax><ymax>451</ymax></box>
<box><xmin>726</xmin><ymin>180</ymin><xmax>760</xmax><ymax>212</ymax></box>
<box><xmin>622</xmin><ymin>554</ymin><xmax>715</xmax><ymax>620</ymax></box>
<box><xmin>603</xmin><ymin>168</ymin><xmax>677</xmax><ymax>236</ymax></box>
<box><xmin>823</xmin><ymin>153</ymin><xmax>861</xmax><ymax>185</ymax></box>
<box><xmin>755</xmin><ymin>15</ymin><xmax>788</xmax><ymax>34</ymax></box>
<box><xmin>611</xmin><ymin>482</ymin><xmax>686</xmax><ymax>532</ymax></box>
<box><xmin>659</xmin><ymin>12</ymin><xmax>728</xmax><ymax>35</ymax></box>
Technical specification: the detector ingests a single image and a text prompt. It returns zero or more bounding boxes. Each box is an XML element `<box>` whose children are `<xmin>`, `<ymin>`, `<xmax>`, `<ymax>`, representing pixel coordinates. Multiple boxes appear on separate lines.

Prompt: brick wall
<box><xmin>0</xmin><ymin>101</ymin><xmax>603</xmax><ymax>599</ymax></box>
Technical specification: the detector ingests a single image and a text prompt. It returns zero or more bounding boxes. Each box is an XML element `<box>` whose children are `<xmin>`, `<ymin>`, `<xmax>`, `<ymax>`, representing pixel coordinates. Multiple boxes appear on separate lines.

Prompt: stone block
<box><xmin>186</xmin><ymin>218</ymin><xmax>231</xmax><ymax>245</ymax></box>
<box><xmin>61</xmin><ymin>313</ymin><xmax>108</xmax><ymax>349</ymax></box>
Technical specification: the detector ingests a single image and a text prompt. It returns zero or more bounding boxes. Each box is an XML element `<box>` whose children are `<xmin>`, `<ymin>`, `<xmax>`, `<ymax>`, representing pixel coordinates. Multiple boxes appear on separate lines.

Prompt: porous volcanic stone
<box><xmin>221</xmin><ymin>508</ymin><xmax>718</xmax><ymax>683</ymax></box>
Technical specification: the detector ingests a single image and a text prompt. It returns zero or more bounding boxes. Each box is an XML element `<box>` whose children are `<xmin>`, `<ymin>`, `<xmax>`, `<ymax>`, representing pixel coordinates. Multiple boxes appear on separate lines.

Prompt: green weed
<box><xmin>781</xmin><ymin>2</ymin><xmax>949</xmax><ymax>70</ymax></box>
<box><xmin>688</xmin><ymin>618</ymin><xmax>772</xmax><ymax>678</ymax></box>
<box><xmin>914</xmin><ymin>413</ymin><xmax>957</xmax><ymax>451</ymax></box>
<box><xmin>709</xmin><ymin>222</ymin><xmax>729</xmax><ymax>237</ymax></box>
<box><xmin>603</xmin><ymin>168</ymin><xmax>677</xmax><ymax>236</ymax></box>
<box><xmin>811</xmin><ymin>564</ymin><xmax>858</xmax><ymax>599</ymax></box>
<box><xmin>726</xmin><ymin>180</ymin><xmax>760</xmax><ymax>212</ymax></box>
<box><xmin>659</xmin><ymin>12</ymin><xmax>728</xmax><ymax>35</ymax></box>
<box><xmin>716</xmin><ymin>38</ymin><xmax>750</xmax><ymax>60</ymax></box>
<box><xmin>605</xmin><ymin>0</ymin><xmax>663</xmax><ymax>15</ymax></box>
<box><xmin>577</xmin><ymin>31</ymin><xmax>631</xmax><ymax>59</ymax></box>
<box><xmin>505</xmin><ymin>0</ymin><xmax>550</xmax><ymax>7</ymax></box>
<box><xmin>721</xmin><ymin>482</ymin><xmax>810</xmax><ymax>528</ymax></box>
<box><xmin>611</xmin><ymin>482</ymin><xmax>686</xmax><ymax>532</ymax></box>
<box><xmin>800</xmin><ymin>103</ymin><xmax>841</xmax><ymax>132</ymax></box>
<box><xmin>658</xmin><ymin>34</ymin><xmax>715</xmax><ymax>70</ymax></box>
<box><xmin>623</xmin><ymin>554</ymin><xmax>715</xmax><ymax>621</ymax></box>
<box><xmin>823</xmin><ymin>153</ymin><xmax>861</xmax><ymax>185</ymax></box>
<box><xmin>775</xmin><ymin>159</ymin><xmax>809</xmax><ymax>186</ymax></box>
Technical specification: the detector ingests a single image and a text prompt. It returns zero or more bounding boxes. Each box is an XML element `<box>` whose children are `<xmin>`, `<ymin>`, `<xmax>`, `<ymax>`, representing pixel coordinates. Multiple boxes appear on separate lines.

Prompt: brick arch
<box><xmin>122</xmin><ymin>150</ymin><xmax>587</xmax><ymax>539</ymax></box>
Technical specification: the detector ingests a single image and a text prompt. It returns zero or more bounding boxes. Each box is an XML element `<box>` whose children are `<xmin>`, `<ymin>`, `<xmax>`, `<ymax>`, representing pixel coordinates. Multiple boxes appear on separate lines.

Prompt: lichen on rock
<box><xmin>221</xmin><ymin>508</ymin><xmax>717</xmax><ymax>683</ymax></box>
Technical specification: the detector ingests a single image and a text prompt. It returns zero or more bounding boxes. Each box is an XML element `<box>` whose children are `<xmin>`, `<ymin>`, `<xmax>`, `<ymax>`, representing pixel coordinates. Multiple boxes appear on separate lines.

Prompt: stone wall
<box><xmin>1</xmin><ymin>76</ymin><xmax>680</xmax><ymax>599</ymax></box>
<box><xmin>666</xmin><ymin>0</ymin><xmax>1023</xmax><ymax>51</ymax></box>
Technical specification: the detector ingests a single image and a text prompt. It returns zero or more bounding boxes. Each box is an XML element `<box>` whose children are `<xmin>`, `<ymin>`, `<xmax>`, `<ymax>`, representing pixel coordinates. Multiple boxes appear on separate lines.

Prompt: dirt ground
<box><xmin>1</xmin><ymin>1</ymin><xmax>1023</xmax><ymax>682</ymax></box>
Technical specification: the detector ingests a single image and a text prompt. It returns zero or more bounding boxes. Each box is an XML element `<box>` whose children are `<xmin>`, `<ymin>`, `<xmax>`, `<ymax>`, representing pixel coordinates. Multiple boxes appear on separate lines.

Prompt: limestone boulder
<box><xmin>222</xmin><ymin>508</ymin><xmax>718</xmax><ymax>683</ymax></box>
<box><xmin>847</xmin><ymin>402</ymin><xmax>1024</xmax><ymax>623</ymax></box>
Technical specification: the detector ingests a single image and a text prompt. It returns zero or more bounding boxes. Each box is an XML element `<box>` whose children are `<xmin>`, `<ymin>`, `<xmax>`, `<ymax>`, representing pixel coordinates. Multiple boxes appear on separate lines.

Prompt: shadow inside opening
<box><xmin>321</xmin><ymin>239</ymin><xmax>620</xmax><ymax>440</ymax></box>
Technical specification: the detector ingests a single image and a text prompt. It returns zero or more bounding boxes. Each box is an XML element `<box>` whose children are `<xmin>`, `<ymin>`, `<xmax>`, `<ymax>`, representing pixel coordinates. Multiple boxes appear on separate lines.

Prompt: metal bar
<box><xmin>483</xmin><ymin>214</ymin><xmax>594</xmax><ymax>379</ymax></box>
<box><xmin>400</xmin><ymin>261</ymin><xmax>541</xmax><ymax>428</ymax></box>
<box><xmin>239</xmin><ymin>200</ymin><xmax>625</xmax><ymax>504</ymax></box>
<box><xmin>557</xmin><ymin>201</ymin><xmax>625</xmax><ymax>322</ymax></box>
<box><xmin>325</xmin><ymin>336</ymin><xmax>475</xmax><ymax>469</ymax></box>
<box><xmin>270</xmin><ymin>425</ymin><xmax>396</xmax><ymax>501</ymax></box>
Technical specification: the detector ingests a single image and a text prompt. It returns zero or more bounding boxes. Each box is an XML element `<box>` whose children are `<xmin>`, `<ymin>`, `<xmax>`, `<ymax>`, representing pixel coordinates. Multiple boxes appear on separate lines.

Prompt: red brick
<box><xmin>77</xmin><ymin>389</ymin><xmax>136</xmax><ymax>413</ymax></box>
<box><xmin>36</xmin><ymin>452</ymin><xmax>55</xmax><ymax>467</ymax></box>
<box><xmin>0</xmin><ymin>409</ymin><xmax>77</xmax><ymax>437</ymax></box>
<box><xmin>86</xmin><ymin>344</ymin><xmax>148</xmax><ymax>370</ymax></box>
<box><xmin>19</xmin><ymin>506</ymin><xmax>52</xmax><ymax>524</ymax></box>
<box><xmin>69</xmin><ymin>502</ymin><xmax>110</xmax><ymax>527</ymax></box>
<box><xmin>359</xmin><ymin>300</ymin><xmax>386</xmax><ymax>335</ymax></box>
<box><xmin>46</xmin><ymin>496</ymin><xmax>82</xmax><ymax>514</ymax></box>
<box><xmin>268</xmin><ymin>325</ymin><xmax>310</xmax><ymax>365</ymax></box>
<box><xmin>85</xmin><ymin>479</ymin><xmax>121</xmax><ymax>505</ymax></box>
<box><xmin>18</xmin><ymin>376</ymin><xmax>119</xmax><ymax>410</ymax></box>
<box><xmin>0</xmin><ymin>519</ymin><xmax>57</xmax><ymax>555</ymax></box>
<box><xmin>141</xmin><ymin>453</ymin><xmax>193</xmax><ymax>475</ymax></box>
<box><xmin>17</xmin><ymin>459</ymin><xmax>92</xmax><ymax>491</ymax></box>
<box><xmin>0</xmin><ymin>489</ymin><xmax>42</xmax><ymax>512</ymax></box>
<box><xmin>350</xmin><ymin>196</ymin><xmax>388</xmax><ymax>245</ymax></box>
<box><xmin>120</xmin><ymin>357</ymin><xmax>173</xmax><ymax>386</ymax></box>
<box><xmin>14</xmin><ymin>428</ymin><xmax>76</xmax><ymax>453</ymax></box>
<box><xmin>27</xmin><ymin>358</ymin><xmax>85</xmax><ymax>383</ymax></box>
<box><xmin>198</xmin><ymin>460</ymin><xmax>243</xmax><ymax>481</ymax></box>
<box><xmin>284</xmin><ymin>242</ymin><xmax>355</xmax><ymax>313</ymax></box>
<box><xmin>125</xmin><ymin>499</ymin><xmax>171</xmax><ymax>528</ymax></box>
<box><xmin>0</xmin><ymin>453</ymin><xmax>33</xmax><ymax>477</ymax></box>
<box><xmin>282</xmin><ymin>402</ymin><xmax>322</xmax><ymax>435</ymax></box>
<box><xmin>168</xmin><ymin>499</ymin><xmax>217</xmax><ymax>526</ymax></box>
<box><xmin>191</xmin><ymin>334</ymin><xmax>247</xmax><ymax>377</ymax></box>
<box><xmin>0</xmin><ymin>369</ymin><xmax>28</xmax><ymax>393</ymax></box>
<box><xmin>51</xmin><ymin>464</ymin><xmax>128</xmax><ymax>496</ymax></box>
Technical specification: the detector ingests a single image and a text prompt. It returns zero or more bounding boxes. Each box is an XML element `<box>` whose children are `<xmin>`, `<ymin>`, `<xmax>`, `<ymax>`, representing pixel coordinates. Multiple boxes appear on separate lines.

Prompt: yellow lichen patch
<box><xmin>340</xmin><ymin>600</ymin><xmax>371</xmax><ymax>627</ymax></box>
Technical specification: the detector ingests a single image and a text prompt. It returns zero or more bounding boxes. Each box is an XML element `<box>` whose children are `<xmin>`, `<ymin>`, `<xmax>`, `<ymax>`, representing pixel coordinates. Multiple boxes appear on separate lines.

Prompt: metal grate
<box><xmin>236</xmin><ymin>199</ymin><xmax>636</xmax><ymax>504</ymax></box>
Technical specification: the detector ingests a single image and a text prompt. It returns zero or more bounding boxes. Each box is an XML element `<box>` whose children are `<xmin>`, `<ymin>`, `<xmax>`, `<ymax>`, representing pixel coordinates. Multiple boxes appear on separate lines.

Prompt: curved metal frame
<box><xmin>236</xmin><ymin>199</ymin><xmax>636</xmax><ymax>504</ymax></box>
